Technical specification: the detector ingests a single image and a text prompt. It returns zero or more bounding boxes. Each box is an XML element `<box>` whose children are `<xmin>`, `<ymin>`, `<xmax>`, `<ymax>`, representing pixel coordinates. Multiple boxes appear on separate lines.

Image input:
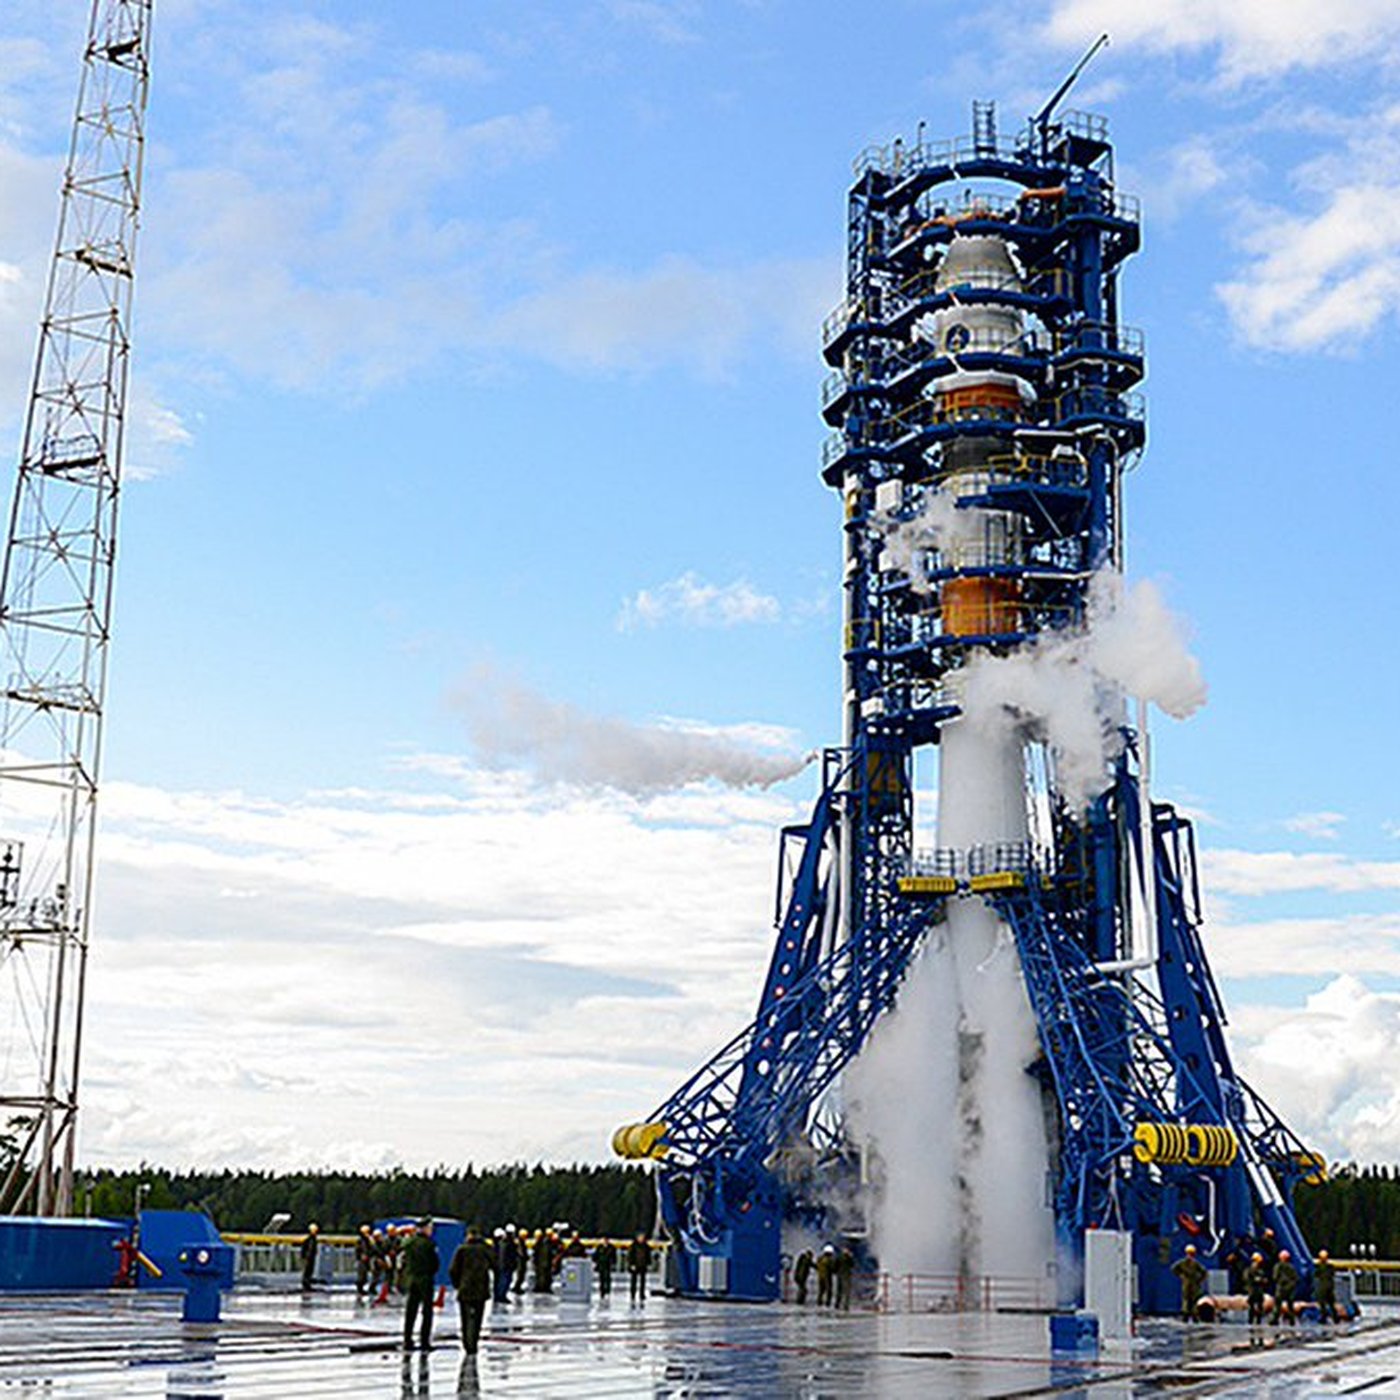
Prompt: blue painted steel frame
<box><xmin>637</xmin><ymin>105</ymin><xmax>1315</xmax><ymax>1310</ymax></box>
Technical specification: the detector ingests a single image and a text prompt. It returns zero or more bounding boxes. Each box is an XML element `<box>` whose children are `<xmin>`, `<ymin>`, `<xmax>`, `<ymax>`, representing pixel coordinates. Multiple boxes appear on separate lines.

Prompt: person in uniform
<box><xmin>815</xmin><ymin>1245</ymin><xmax>836</xmax><ymax>1307</ymax></box>
<box><xmin>513</xmin><ymin>1228</ymin><xmax>529</xmax><ymax>1294</ymax></box>
<box><xmin>627</xmin><ymin>1233</ymin><xmax>652</xmax><ymax>1303</ymax></box>
<box><xmin>1258</xmin><ymin>1228</ymin><xmax>1279</xmax><ymax>1288</ymax></box>
<box><xmin>1272</xmin><ymin>1249</ymin><xmax>1298</xmax><ymax>1325</ymax></box>
<box><xmin>1172</xmin><ymin>1244</ymin><xmax>1207</xmax><ymax>1322</ymax></box>
<box><xmin>494</xmin><ymin>1228</ymin><xmax>517</xmax><ymax>1304</ymax></box>
<box><xmin>793</xmin><ymin>1249</ymin><xmax>813</xmax><ymax>1305</ymax></box>
<box><xmin>1245</xmin><ymin>1251</ymin><xmax>1269</xmax><ymax>1326</ymax></box>
<box><xmin>834</xmin><ymin>1247</ymin><xmax>855</xmax><ymax>1310</ymax></box>
<box><xmin>1313</xmin><ymin>1249</ymin><xmax>1339</xmax><ymax>1324</ymax></box>
<box><xmin>593</xmin><ymin>1238</ymin><xmax>615</xmax><ymax>1298</ymax></box>
<box><xmin>299</xmin><ymin>1223</ymin><xmax>320</xmax><ymax>1292</ymax></box>
<box><xmin>449</xmin><ymin>1225</ymin><xmax>495</xmax><ymax>1356</ymax></box>
<box><xmin>354</xmin><ymin>1224</ymin><xmax>375</xmax><ymax>1299</ymax></box>
<box><xmin>532</xmin><ymin>1227</ymin><xmax>555</xmax><ymax>1293</ymax></box>
<box><xmin>401</xmin><ymin>1219</ymin><xmax>441</xmax><ymax>1351</ymax></box>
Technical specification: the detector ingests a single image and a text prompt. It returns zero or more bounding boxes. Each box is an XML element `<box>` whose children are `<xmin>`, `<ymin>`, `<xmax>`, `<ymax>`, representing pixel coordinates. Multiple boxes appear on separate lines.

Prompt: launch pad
<box><xmin>1</xmin><ymin>1290</ymin><xmax>1398</xmax><ymax>1397</ymax></box>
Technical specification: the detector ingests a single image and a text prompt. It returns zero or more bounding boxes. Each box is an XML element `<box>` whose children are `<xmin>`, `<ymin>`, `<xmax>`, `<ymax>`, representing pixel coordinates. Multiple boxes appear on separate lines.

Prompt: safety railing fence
<box><xmin>224</xmin><ymin>1234</ymin><xmax>361</xmax><ymax>1285</ymax></box>
<box><xmin>782</xmin><ymin>1267</ymin><xmax>1055</xmax><ymax>1313</ymax></box>
<box><xmin>907</xmin><ymin>843</ymin><xmax>1047</xmax><ymax>881</ymax></box>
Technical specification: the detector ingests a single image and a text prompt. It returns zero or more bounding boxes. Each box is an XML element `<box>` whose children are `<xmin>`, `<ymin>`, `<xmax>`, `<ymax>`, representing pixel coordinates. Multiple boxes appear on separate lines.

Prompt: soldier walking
<box><xmin>815</xmin><ymin>1245</ymin><xmax>835</xmax><ymax>1307</ymax></box>
<box><xmin>449</xmin><ymin>1226</ymin><xmax>495</xmax><ymax>1356</ymax></box>
<box><xmin>401</xmin><ymin>1219</ymin><xmax>441</xmax><ymax>1351</ymax></box>
<box><xmin>354</xmin><ymin>1224</ymin><xmax>374</xmax><ymax>1299</ymax></box>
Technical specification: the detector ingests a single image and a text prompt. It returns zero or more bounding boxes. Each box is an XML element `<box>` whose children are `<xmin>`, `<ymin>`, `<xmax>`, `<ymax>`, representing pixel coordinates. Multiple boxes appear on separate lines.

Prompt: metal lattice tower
<box><xmin>0</xmin><ymin>0</ymin><xmax>151</xmax><ymax>1216</ymax></box>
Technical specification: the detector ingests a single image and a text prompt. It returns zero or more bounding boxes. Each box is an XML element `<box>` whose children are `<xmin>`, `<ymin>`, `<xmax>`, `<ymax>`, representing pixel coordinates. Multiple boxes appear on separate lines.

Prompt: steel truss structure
<box><xmin>0</xmin><ymin>0</ymin><xmax>151</xmax><ymax>1215</ymax></box>
<box><xmin>616</xmin><ymin>102</ymin><xmax>1317</xmax><ymax>1308</ymax></box>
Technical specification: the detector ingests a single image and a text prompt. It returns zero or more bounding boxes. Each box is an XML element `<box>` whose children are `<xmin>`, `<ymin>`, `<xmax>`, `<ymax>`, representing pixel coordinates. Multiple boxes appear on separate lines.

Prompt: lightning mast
<box><xmin>0</xmin><ymin>0</ymin><xmax>151</xmax><ymax>1215</ymax></box>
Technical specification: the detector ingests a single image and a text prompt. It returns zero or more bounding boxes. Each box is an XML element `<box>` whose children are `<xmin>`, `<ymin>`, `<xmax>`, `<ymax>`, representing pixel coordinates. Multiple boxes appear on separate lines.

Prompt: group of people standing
<box><xmin>1173</xmin><ymin>1229</ymin><xmax>1344</xmax><ymax>1326</ymax></box>
<box><xmin>319</xmin><ymin>1219</ymin><xmax>656</xmax><ymax>1353</ymax></box>
<box><xmin>791</xmin><ymin>1245</ymin><xmax>856</xmax><ymax>1309</ymax></box>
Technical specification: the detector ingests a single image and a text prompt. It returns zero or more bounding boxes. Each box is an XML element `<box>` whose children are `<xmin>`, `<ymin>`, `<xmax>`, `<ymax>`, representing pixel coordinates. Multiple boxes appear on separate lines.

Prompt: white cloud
<box><xmin>1281</xmin><ymin>810</ymin><xmax>1347</xmax><ymax>840</ymax></box>
<box><xmin>607</xmin><ymin>0</ymin><xmax>701</xmax><ymax>47</ymax></box>
<box><xmin>1145</xmin><ymin>135</ymin><xmax>1228</xmax><ymax>221</ymax></box>
<box><xmin>65</xmin><ymin>759</ymin><xmax>808</xmax><ymax>1170</ymax></box>
<box><xmin>1231</xmin><ymin>977</ymin><xmax>1400</xmax><ymax>1164</ymax></box>
<box><xmin>618</xmin><ymin>572</ymin><xmax>781</xmax><ymax>630</ymax></box>
<box><xmin>1044</xmin><ymin>0</ymin><xmax>1400</xmax><ymax>81</ymax></box>
<box><xmin>1218</xmin><ymin>180</ymin><xmax>1400</xmax><ymax>352</ymax></box>
<box><xmin>1209</xmin><ymin>911</ymin><xmax>1400</xmax><ymax>980</ymax></box>
<box><xmin>1202</xmin><ymin>847</ymin><xmax>1400</xmax><ymax>896</ymax></box>
<box><xmin>488</xmin><ymin>253</ymin><xmax>834</xmax><ymax>378</ymax></box>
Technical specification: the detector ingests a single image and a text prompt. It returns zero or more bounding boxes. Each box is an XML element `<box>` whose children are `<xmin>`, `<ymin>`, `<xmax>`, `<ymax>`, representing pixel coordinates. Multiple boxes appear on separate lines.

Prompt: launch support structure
<box><xmin>615</xmin><ymin>100</ymin><xmax>1320</xmax><ymax>1312</ymax></box>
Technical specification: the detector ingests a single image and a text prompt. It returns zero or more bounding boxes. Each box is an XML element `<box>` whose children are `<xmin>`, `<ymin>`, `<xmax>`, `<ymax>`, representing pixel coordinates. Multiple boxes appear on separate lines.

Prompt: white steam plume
<box><xmin>961</xmin><ymin>572</ymin><xmax>1207</xmax><ymax>811</ymax></box>
<box><xmin>450</xmin><ymin>663</ymin><xmax>814</xmax><ymax>796</ymax></box>
<box><xmin>875</xmin><ymin>493</ymin><xmax>983</xmax><ymax>583</ymax></box>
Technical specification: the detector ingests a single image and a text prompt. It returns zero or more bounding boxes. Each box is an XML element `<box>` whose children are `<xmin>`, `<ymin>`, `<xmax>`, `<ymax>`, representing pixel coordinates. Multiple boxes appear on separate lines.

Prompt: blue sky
<box><xmin>1</xmin><ymin>0</ymin><xmax>1398</xmax><ymax>1171</ymax></box>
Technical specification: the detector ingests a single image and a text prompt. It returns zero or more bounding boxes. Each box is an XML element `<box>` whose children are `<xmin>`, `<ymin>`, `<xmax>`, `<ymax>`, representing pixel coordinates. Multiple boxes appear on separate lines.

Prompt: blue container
<box><xmin>0</xmin><ymin>1215</ymin><xmax>128</xmax><ymax>1290</ymax></box>
<box><xmin>1050</xmin><ymin>1311</ymin><xmax>1100</xmax><ymax>1352</ymax></box>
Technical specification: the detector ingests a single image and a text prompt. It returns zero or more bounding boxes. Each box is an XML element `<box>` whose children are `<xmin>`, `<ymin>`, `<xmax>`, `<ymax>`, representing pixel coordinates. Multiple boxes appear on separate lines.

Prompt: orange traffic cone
<box><xmin>435</xmin><ymin>1285</ymin><xmax>447</xmax><ymax>1309</ymax></box>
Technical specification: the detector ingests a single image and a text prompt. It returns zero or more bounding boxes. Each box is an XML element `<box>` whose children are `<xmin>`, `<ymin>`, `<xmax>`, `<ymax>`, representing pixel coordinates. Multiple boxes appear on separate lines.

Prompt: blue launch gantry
<box><xmin>613</xmin><ymin>99</ymin><xmax>1319</xmax><ymax>1312</ymax></box>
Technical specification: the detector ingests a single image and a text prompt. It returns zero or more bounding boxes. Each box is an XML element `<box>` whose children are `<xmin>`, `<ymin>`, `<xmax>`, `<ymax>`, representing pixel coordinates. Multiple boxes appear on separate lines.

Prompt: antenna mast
<box><xmin>0</xmin><ymin>0</ymin><xmax>152</xmax><ymax>1215</ymax></box>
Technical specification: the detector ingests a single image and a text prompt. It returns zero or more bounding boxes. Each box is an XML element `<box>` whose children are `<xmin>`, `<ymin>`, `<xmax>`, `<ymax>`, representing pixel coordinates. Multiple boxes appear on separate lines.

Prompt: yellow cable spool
<box><xmin>1185</xmin><ymin>1125</ymin><xmax>1238</xmax><ymax>1167</ymax></box>
<box><xmin>611</xmin><ymin>1121</ymin><xmax>669</xmax><ymax>1161</ymax></box>
<box><xmin>1134</xmin><ymin>1121</ymin><xmax>1236</xmax><ymax>1166</ymax></box>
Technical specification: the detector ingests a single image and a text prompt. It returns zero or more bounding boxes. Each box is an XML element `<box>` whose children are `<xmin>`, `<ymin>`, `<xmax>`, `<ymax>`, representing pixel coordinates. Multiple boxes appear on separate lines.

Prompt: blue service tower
<box><xmin>613</xmin><ymin>98</ymin><xmax>1320</xmax><ymax>1313</ymax></box>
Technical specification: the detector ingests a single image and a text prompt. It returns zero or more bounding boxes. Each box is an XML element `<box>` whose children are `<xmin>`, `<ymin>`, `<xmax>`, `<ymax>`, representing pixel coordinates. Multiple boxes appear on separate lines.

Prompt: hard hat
<box><xmin>1185</xmin><ymin>1245</ymin><xmax>1196</xmax><ymax>1254</ymax></box>
<box><xmin>1279</xmin><ymin>1249</ymin><xmax>1291</xmax><ymax>1261</ymax></box>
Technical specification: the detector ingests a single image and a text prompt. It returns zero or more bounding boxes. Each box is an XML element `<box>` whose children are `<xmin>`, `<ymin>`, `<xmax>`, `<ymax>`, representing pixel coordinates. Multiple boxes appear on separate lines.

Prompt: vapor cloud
<box><xmin>961</xmin><ymin>572</ymin><xmax>1207</xmax><ymax>810</ymax></box>
<box><xmin>451</xmin><ymin>663</ymin><xmax>813</xmax><ymax>795</ymax></box>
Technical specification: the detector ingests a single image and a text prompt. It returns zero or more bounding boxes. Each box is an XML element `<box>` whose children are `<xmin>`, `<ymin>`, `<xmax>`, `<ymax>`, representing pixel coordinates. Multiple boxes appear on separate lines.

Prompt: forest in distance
<box><xmin>60</xmin><ymin>1161</ymin><xmax>1400</xmax><ymax>1256</ymax></box>
<box><xmin>77</xmin><ymin>1163</ymin><xmax>658</xmax><ymax>1238</ymax></box>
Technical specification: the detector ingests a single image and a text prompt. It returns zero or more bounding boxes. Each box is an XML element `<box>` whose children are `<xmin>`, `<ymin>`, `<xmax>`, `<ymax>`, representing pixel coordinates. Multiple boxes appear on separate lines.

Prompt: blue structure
<box><xmin>614</xmin><ymin>99</ymin><xmax>1318</xmax><ymax>1311</ymax></box>
<box><xmin>0</xmin><ymin>1216</ymin><xmax>127</xmax><ymax>1290</ymax></box>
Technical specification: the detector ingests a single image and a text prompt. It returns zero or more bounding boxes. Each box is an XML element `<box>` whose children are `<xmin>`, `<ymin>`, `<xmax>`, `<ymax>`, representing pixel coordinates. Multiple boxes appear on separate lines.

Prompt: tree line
<box><xmin>76</xmin><ymin>1163</ymin><xmax>657</xmax><ymax>1238</ymax></box>
<box><xmin>56</xmin><ymin>1160</ymin><xmax>1400</xmax><ymax>1256</ymax></box>
<box><xmin>1294</xmin><ymin>1165</ymin><xmax>1400</xmax><ymax>1257</ymax></box>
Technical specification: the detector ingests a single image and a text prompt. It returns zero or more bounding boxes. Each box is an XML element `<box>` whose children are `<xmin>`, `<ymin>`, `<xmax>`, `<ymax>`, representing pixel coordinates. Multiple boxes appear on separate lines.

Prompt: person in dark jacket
<box><xmin>593</xmin><ymin>1239</ymin><xmax>615</xmax><ymax>1297</ymax></box>
<box><xmin>793</xmin><ymin>1249</ymin><xmax>813</xmax><ymax>1305</ymax></box>
<box><xmin>493</xmin><ymin>1228</ymin><xmax>517</xmax><ymax>1304</ymax></box>
<box><xmin>834</xmin><ymin>1247</ymin><xmax>855</xmax><ymax>1310</ymax></box>
<box><xmin>1272</xmin><ymin>1249</ymin><xmax>1298</xmax><ymax>1325</ymax></box>
<box><xmin>449</xmin><ymin>1225</ymin><xmax>495</xmax><ymax>1355</ymax></box>
<box><xmin>1245</xmin><ymin>1252</ymin><xmax>1269</xmax><ymax>1326</ymax></box>
<box><xmin>401</xmin><ymin>1220</ymin><xmax>441</xmax><ymax>1351</ymax></box>
<box><xmin>627</xmin><ymin>1233</ymin><xmax>651</xmax><ymax>1303</ymax></box>
<box><xmin>299</xmin><ymin>1223</ymin><xmax>319</xmax><ymax>1292</ymax></box>
<box><xmin>513</xmin><ymin>1227</ymin><xmax>528</xmax><ymax>1293</ymax></box>
<box><xmin>354</xmin><ymin>1224</ymin><xmax>374</xmax><ymax>1299</ymax></box>
<box><xmin>815</xmin><ymin>1245</ymin><xmax>835</xmax><ymax>1306</ymax></box>
<box><xmin>532</xmin><ymin>1228</ymin><xmax>555</xmax><ymax>1293</ymax></box>
<box><xmin>561</xmin><ymin>1230</ymin><xmax>586</xmax><ymax>1261</ymax></box>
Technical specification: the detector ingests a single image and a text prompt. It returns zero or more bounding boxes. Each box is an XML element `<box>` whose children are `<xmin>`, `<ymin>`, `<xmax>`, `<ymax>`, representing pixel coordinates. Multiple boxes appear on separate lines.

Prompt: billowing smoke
<box><xmin>875</xmin><ymin>493</ymin><xmax>982</xmax><ymax>581</ymax></box>
<box><xmin>961</xmin><ymin>572</ymin><xmax>1207</xmax><ymax>810</ymax></box>
<box><xmin>450</xmin><ymin>663</ymin><xmax>814</xmax><ymax>796</ymax></box>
